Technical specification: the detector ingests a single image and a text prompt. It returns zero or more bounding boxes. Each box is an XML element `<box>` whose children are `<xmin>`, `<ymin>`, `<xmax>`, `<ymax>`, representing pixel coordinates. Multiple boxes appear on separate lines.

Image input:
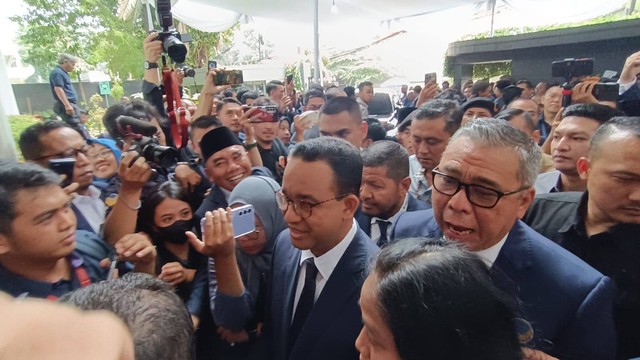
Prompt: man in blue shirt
<box><xmin>0</xmin><ymin>161</ymin><xmax>157</xmax><ymax>299</ymax></box>
<box><xmin>49</xmin><ymin>53</ymin><xmax>87</xmax><ymax>137</ymax></box>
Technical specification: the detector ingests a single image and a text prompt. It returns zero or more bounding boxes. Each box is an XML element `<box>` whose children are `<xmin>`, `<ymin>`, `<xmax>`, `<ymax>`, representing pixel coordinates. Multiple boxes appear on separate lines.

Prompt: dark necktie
<box><xmin>377</xmin><ymin>220</ymin><xmax>391</xmax><ymax>247</ymax></box>
<box><xmin>288</xmin><ymin>258</ymin><xmax>318</xmax><ymax>352</ymax></box>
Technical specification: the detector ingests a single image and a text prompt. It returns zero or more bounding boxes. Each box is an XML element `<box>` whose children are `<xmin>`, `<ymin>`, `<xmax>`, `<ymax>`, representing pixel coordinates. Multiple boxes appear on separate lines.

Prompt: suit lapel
<box><xmin>281</xmin><ymin>240</ymin><xmax>301</xmax><ymax>350</ymax></box>
<box><xmin>289</xmin><ymin>230</ymin><xmax>368</xmax><ymax>356</ymax></box>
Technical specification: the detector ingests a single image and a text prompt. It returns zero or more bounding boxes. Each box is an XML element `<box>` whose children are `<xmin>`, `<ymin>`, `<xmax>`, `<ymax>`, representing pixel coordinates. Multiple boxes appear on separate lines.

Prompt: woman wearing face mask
<box><xmin>188</xmin><ymin>176</ymin><xmax>287</xmax><ymax>359</ymax></box>
<box><xmin>138</xmin><ymin>181</ymin><xmax>216</xmax><ymax>359</ymax></box>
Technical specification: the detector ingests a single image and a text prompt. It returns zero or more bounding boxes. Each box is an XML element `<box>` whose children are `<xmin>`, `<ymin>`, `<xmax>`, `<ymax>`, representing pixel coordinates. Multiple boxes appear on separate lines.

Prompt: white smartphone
<box><xmin>200</xmin><ymin>204</ymin><xmax>256</xmax><ymax>238</ymax></box>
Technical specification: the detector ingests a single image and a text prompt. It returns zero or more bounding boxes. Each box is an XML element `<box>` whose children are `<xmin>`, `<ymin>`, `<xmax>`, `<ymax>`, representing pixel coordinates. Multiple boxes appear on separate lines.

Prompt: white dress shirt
<box><xmin>475</xmin><ymin>233</ymin><xmax>509</xmax><ymax>267</ymax></box>
<box><xmin>292</xmin><ymin>219</ymin><xmax>357</xmax><ymax>315</ymax></box>
<box><xmin>370</xmin><ymin>193</ymin><xmax>409</xmax><ymax>243</ymax></box>
<box><xmin>71</xmin><ymin>185</ymin><xmax>106</xmax><ymax>234</ymax></box>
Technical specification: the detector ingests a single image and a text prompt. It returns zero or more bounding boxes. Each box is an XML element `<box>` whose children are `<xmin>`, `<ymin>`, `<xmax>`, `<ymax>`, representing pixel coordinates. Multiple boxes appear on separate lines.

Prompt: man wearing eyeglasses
<box><xmin>262</xmin><ymin>137</ymin><xmax>378</xmax><ymax>360</ymax></box>
<box><xmin>19</xmin><ymin>120</ymin><xmax>152</xmax><ymax>247</ymax></box>
<box><xmin>393</xmin><ymin>119</ymin><xmax>616</xmax><ymax>360</ymax></box>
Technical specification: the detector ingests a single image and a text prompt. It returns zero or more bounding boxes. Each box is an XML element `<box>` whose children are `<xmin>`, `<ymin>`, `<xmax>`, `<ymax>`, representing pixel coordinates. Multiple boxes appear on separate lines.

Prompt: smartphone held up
<box><xmin>200</xmin><ymin>204</ymin><xmax>256</xmax><ymax>239</ymax></box>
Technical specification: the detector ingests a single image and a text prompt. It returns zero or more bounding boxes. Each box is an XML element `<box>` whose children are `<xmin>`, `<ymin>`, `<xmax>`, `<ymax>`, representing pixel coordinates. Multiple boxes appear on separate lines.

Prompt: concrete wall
<box><xmin>11</xmin><ymin>80</ymin><xmax>144</xmax><ymax>114</ymax></box>
<box><xmin>447</xmin><ymin>19</ymin><xmax>640</xmax><ymax>88</ymax></box>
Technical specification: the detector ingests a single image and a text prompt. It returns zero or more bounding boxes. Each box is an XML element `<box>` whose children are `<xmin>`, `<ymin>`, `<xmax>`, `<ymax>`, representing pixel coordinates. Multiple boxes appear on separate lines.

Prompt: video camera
<box><xmin>551</xmin><ymin>58</ymin><xmax>619</xmax><ymax>107</ymax></box>
<box><xmin>115</xmin><ymin>115</ymin><xmax>178</xmax><ymax>168</ymax></box>
<box><xmin>179</xmin><ymin>65</ymin><xmax>196</xmax><ymax>78</ymax></box>
<box><xmin>155</xmin><ymin>0</ymin><xmax>187</xmax><ymax>64</ymax></box>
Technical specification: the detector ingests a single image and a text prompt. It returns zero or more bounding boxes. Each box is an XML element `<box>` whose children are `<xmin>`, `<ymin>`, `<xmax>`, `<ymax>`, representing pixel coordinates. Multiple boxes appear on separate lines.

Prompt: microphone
<box><xmin>116</xmin><ymin>116</ymin><xmax>158</xmax><ymax>137</ymax></box>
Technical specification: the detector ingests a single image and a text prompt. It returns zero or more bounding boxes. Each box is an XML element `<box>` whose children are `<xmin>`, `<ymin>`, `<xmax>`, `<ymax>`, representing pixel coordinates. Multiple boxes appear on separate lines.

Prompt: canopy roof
<box><xmin>172</xmin><ymin>0</ymin><xmax>479</xmax><ymax>32</ymax></box>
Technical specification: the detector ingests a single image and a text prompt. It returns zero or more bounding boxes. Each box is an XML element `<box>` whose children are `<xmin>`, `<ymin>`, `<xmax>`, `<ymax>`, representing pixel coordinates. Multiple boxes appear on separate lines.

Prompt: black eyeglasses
<box><xmin>431</xmin><ymin>167</ymin><xmax>528</xmax><ymax>209</ymax></box>
<box><xmin>34</xmin><ymin>144</ymin><xmax>91</xmax><ymax>161</ymax></box>
<box><xmin>275</xmin><ymin>191</ymin><xmax>349</xmax><ymax>218</ymax></box>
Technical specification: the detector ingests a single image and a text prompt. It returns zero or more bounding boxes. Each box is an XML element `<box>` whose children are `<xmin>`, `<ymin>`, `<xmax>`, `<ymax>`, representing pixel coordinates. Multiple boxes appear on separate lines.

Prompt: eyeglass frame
<box><xmin>33</xmin><ymin>142</ymin><xmax>91</xmax><ymax>161</ymax></box>
<box><xmin>431</xmin><ymin>167</ymin><xmax>529</xmax><ymax>209</ymax></box>
<box><xmin>275</xmin><ymin>190</ymin><xmax>350</xmax><ymax>218</ymax></box>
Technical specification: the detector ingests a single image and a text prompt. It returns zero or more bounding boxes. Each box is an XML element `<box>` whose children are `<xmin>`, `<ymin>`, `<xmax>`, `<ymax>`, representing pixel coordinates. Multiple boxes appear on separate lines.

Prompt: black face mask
<box><xmin>156</xmin><ymin>219</ymin><xmax>194</xmax><ymax>244</ymax></box>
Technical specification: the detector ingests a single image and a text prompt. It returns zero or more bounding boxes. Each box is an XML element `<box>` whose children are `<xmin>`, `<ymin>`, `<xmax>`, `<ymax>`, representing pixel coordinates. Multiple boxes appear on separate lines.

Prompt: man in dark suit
<box><xmin>265</xmin><ymin>137</ymin><xmax>378</xmax><ymax>360</ymax></box>
<box><xmin>356</xmin><ymin>141</ymin><xmax>428</xmax><ymax>247</ymax></box>
<box><xmin>393</xmin><ymin>119</ymin><xmax>616</xmax><ymax>360</ymax></box>
<box><xmin>194</xmin><ymin>126</ymin><xmax>272</xmax><ymax>226</ymax></box>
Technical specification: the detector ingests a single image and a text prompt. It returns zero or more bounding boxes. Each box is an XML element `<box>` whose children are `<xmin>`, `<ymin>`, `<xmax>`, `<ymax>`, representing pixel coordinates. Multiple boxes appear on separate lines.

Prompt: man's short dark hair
<box><xmin>414</xmin><ymin>99</ymin><xmax>463</xmax><ymax>135</ymax></box>
<box><xmin>472</xmin><ymin>80</ymin><xmax>491</xmax><ymax>97</ymax></box>
<box><xmin>364</xmin><ymin>118</ymin><xmax>386</xmax><ymax>142</ymax></box>
<box><xmin>189</xmin><ymin>116</ymin><xmax>222</xmax><ymax>140</ymax></box>
<box><xmin>240</xmin><ymin>91</ymin><xmax>259</xmax><ymax>104</ymax></box>
<box><xmin>589</xmin><ymin>116</ymin><xmax>640</xmax><ymax>161</ymax></box>
<box><xmin>304</xmin><ymin>88</ymin><xmax>326</xmax><ymax>105</ymax></box>
<box><xmin>60</xmin><ymin>273</ymin><xmax>194</xmax><ymax>360</ymax></box>
<box><xmin>358</xmin><ymin>81</ymin><xmax>373</xmax><ymax>92</ymax></box>
<box><xmin>373</xmin><ymin>238</ymin><xmax>522</xmax><ymax>360</ymax></box>
<box><xmin>320</xmin><ymin>97</ymin><xmax>362</xmax><ymax>124</ymax></box>
<box><xmin>495</xmin><ymin>79</ymin><xmax>512</xmax><ymax>91</ymax></box>
<box><xmin>361</xmin><ymin>140</ymin><xmax>409</xmax><ymax>182</ymax></box>
<box><xmin>516</xmin><ymin>79</ymin><xmax>534</xmax><ymax>89</ymax></box>
<box><xmin>562</xmin><ymin>103</ymin><xmax>624</xmax><ymax>125</ymax></box>
<box><xmin>215</xmin><ymin>97</ymin><xmax>242</xmax><ymax>115</ymax></box>
<box><xmin>343</xmin><ymin>86</ymin><xmax>355</xmax><ymax>98</ymax></box>
<box><xmin>0</xmin><ymin>161</ymin><xmax>59</xmax><ymax>235</ymax></box>
<box><xmin>266</xmin><ymin>80</ymin><xmax>284</xmax><ymax>97</ymax></box>
<box><xmin>19</xmin><ymin>120</ymin><xmax>69</xmax><ymax>160</ymax></box>
<box><xmin>102</xmin><ymin>99</ymin><xmax>167</xmax><ymax>140</ymax></box>
<box><xmin>496</xmin><ymin>108</ymin><xmax>536</xmax><ymax>132</ymax></box>
<box><xmin>290</xmin><ymin>137</ymin><xmax>362</xmax><ymax>196</ymax></box>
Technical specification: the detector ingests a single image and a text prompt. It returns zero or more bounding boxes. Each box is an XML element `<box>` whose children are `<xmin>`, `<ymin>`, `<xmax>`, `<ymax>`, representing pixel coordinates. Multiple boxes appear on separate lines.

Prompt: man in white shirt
<box><xmin>393</xmin><ymin>119</ymin><xmax>616</xmax><ymax>360</ymax></box>
<box><xmin>356</xmin><ymin>141</ymin><xmax>428</xmax><ymax>247</ymax></box>
<box><xmin>264</xmin><ymin>137</ymin><xmax>378</xmax><ymax>360</ymax></box>
<box><xmin>19</xmin><ymin>120</ymin><xmax>151</xmax><ymax>246</ymax></box>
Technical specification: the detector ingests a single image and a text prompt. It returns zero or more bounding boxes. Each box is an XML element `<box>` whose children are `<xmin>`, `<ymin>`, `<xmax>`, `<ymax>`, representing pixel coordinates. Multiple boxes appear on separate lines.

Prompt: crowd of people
<box><xmin>1</xmin><ymin>33</ymin><xmax>640</xmax><ymax>360</ymax></box>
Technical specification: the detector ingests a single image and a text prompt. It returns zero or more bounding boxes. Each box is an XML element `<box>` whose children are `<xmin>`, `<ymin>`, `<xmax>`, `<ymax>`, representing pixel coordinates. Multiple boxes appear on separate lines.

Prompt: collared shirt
<box><xmin>49</xmin><ymin>65</ymin><xmax>77</xmax><ymax>103</ymax></box>
<box><xmin>475</xmin><ymin>233</ymin><xmax>508</xmax><ymax>267</ymax></box>
<box><xmin>356</xmin><ymin>97</ymin><xmax>369</xmax><ymax>118</ymax></box>
<box><xmin>370</xmin><ymin>194</ymin><xmax>409</xmax><ymax>243</ymax></box>
<box><xmin>534</xmin><ymin>170</ymin><xmax>562</xmax><ymax>195</ymax></box>
<box><xmin>409</xmin><ymin>155</ymin><xmax>432</xmax><ymax>206</ymax></box>
<box><xmin>293</xmin><ymin>219</ymin><xmax>357</xmax><ymax>313</ymax></box>
<box><xmin>0</xmin><ymin>251</ymin><xmax>106</xmax><ymax>299</ymax></box>
<box><xmin>220</xmin><ymin>187</ymin><xmax>231</xmax><ymax>202</ymax></box>
<box><xmin>524</xmin><ymin>191</ymin><xmax>640</xmax><ymax>358</ymax></box>
<box><xmin>72</xmin><ymin>186</ymin><xmax>106</xmax><ymax>234</ymax></box>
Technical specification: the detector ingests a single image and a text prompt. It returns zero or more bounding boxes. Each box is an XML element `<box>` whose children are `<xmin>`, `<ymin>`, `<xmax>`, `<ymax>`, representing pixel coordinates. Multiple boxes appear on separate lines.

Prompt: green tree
<box><xmin>11</xmin><ymin>0</ymin><xmax>96</xmax><ymax>78</ymax></box>
<box><xmin>183</xmin><ymin>25</ymin><xmax>239</xmax><ymax>68</ymax></box>
<box><xmin>325</xmin><ymin>57</ymin><xmax>390</xmax><ymax>86</ymax></box>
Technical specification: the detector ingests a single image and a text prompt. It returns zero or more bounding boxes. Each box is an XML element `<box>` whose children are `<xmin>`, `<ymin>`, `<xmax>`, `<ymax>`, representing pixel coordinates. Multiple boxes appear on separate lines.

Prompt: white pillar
<box><xmin>0</xmin><ymin>49</ymin><xmax>19</xmax><ymax>161</ymax></box>
<box><xmin>313</xmin><ymin>0</ymin><xmax>321</xmax><ymax>85</ymax></box>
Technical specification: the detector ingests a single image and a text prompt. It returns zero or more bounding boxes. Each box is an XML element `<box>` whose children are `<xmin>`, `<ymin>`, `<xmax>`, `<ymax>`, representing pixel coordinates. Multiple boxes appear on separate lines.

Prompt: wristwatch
<box><xmin>144</xmin><ymin>61</ymin><xmax>159</xmax><ymax>70</ymax></box>
<box><xmin>244</xmin><ymin>140</ymin><xmax>258</xmax><ymax>150</ymax></box>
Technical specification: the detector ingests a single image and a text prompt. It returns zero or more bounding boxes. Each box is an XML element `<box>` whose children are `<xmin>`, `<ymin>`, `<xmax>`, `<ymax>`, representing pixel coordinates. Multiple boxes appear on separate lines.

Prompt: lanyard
<box><xmin>46</xmin><ymin>259</ymin><xmax>92</xmax><ymax>301</ymax></box>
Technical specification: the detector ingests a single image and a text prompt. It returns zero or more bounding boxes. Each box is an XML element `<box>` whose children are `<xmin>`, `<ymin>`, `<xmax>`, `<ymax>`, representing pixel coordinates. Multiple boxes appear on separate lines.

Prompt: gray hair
<box><xmin>449</xmin><ymin>118</ymin><xmax>540</xmax><ymax>187</ymax></box>
<box><xmin>57</xmin><ymin>53</ymin><xmax>78</xmax><ymax>65</ymax></box>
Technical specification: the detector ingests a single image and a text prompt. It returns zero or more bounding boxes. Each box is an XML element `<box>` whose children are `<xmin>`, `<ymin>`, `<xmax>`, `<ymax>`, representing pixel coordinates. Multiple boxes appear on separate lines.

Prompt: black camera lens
<box><xmin>182</xmin><ymin>67</ymin><xmax>196</xmax><ymax>77</ymax></box>
<box><xmin>163</xmin><ymin>35</ymin><xmax>187</xmax><ymax>64</ymax></box>
<box><xmin>143</xmin><ymin>143</ymin><xmax>178</xmax><ymax>168</ymax></box>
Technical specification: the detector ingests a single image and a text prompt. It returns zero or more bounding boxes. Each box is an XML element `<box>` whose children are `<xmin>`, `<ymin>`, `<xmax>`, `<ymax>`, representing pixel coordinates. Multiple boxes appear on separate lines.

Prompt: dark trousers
<box><xmin>53</xmin><ymin>101</ymin><xmax>90</xmax><ymax>138</ymax></box>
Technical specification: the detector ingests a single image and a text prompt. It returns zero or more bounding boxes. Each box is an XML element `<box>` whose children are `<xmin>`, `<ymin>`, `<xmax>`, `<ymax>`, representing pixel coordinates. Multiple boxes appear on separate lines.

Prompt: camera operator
<box><xmin>141</xmin><ymin>32</ymin><xmax>190</xmax><ymax>117</ymax></box>
<box><xmin>102</xmin><ymin>100</ymin><xmax>181</xmax><ymax>201</ymax></box>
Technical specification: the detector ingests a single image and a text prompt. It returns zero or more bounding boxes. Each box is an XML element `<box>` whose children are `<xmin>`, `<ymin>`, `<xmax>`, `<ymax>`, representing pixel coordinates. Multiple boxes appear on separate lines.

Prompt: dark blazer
<box><xmin>356</xmin><ymin>194</ymin><xmax>429</xmax><ymax>237</ymax></box>
<box><xmin>263</xmin><ymin>227</ymin><xmax>379</xmax><ymax>360</ymax></box>
<box><xmin>392</xmin><ymin>212</ymin><xmax>617</xmax><ymax>360</ymax></box>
